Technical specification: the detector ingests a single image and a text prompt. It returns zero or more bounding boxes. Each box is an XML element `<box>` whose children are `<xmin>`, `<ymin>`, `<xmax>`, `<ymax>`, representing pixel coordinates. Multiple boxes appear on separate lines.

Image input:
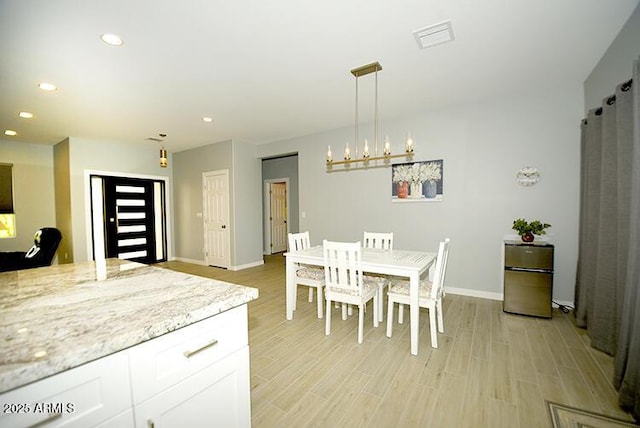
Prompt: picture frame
<box><xmin>391</xmin><ymin>159</ymin><xmax>443</xmax><ymax>202</ymax></box>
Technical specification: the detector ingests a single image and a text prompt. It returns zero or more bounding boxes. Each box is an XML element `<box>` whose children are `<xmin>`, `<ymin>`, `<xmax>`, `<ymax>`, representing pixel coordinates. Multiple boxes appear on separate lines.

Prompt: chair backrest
<box><xmin>288</xmin><ymin>231</ymin><xmax>311</xmax><ymax>252</ymax></box>
<box><xmin>24</xmin><ymin>227</ymin><xmax>62</xmax><ymax>268</ymax></box>
<box><xmin>323</xmin><ymin>240</ymin><xmax>363</xmax><ymax>295</ymax></box>
<box><xmin>430</xmin><ymin>238</ymin><xmax>450</xmax><ymax>300</ymax></box>
<box><xmin>363</xmin><ymin>231</ymin><xmax>393</xmax><ymax>250</ymax></box>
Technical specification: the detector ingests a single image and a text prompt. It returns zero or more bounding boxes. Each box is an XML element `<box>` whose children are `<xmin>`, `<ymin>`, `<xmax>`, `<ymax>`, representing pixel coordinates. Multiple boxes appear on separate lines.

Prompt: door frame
<box><xmin>263</xmin><ymin>177</ymin><xmax>290</xmax><ymax>255</ymax></box>
<box><xmin>84</xmin><ymin>170</ymin><xmax>172</xmax><ymax>262</ymax></box>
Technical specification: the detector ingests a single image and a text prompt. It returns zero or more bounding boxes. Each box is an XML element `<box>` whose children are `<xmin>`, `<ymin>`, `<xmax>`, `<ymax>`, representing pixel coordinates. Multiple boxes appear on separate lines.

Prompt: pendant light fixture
<box><xmin>326</xmin><ymin>61</ymin><xmax>414</xmax><ymax>169</ymax></box>
<box><xmin>159</xmin><ymin>147</ymin><xmax>168</xmax><ymax>168</ymax></box>
<box><xmin>159</xmin><ymin>133</ymin><xmax>168</xmax><ymax>168</ymax></box>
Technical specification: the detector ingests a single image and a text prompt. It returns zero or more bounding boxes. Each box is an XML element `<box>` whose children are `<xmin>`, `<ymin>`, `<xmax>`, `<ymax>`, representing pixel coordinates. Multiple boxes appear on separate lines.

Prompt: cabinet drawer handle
<box><xmin>183</xmin><ymin>339</ymin><xmax>219</xmax><ymax>358</ymax></box>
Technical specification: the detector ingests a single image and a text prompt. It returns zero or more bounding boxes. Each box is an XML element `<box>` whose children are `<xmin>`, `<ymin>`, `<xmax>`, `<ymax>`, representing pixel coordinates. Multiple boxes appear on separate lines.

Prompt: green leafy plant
<box><xmin>512</xmin><ymin>218</ymin><xmax>551</xmax><ymax>236</ymax></box>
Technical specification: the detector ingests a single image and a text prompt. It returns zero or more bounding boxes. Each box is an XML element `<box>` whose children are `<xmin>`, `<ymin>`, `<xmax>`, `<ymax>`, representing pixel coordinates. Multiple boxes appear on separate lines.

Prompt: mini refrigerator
<box><xmin>503</xmin><ymin>242</ymin><xmax>554</xmax><ymax>318</ymax></box>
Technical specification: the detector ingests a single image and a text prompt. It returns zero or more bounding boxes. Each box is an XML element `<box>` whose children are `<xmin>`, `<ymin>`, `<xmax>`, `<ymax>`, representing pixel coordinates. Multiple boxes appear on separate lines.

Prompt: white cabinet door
<box><xmin>128</xmin><ymin>305</ymin><xmax>247</xmax><ymax>405</ymax></box>
<box><xmin>134</xmin><ymin>346</ymin><xmax>251</xmax><ymax>428</ymax></box>
<box><xmin>0</xmin><ymin>351</ymin><xmax>131</xmax><ymax>428</ymax></box>
<box><xmin>95</xmin><ymin>409</ymin><xmax>134</xmax><ymax>427</ymax></box>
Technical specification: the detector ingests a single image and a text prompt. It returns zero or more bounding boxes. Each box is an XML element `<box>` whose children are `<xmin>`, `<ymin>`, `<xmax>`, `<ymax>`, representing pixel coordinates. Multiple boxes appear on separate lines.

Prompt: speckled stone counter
<box><xmin>0</xmin><ymin>259</ymin><xmax>259</xmax><ymax>393</ymax></box>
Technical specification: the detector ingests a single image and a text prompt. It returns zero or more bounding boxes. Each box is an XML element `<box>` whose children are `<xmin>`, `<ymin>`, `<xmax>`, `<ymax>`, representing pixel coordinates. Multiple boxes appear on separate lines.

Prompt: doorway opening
<box><xmin>261</xmin><ymin>154</ymin><xmax>299</xmax><ymax>255</ymax></box>
<box><xmin>89</xmin><ymin>174</ymin><xmax>167</xmax><ymax>264</ymax></box>
<box><xmin>264</xmin><ymin>179</ymin><xmax>289</xmax><ymax>254</ymax></box>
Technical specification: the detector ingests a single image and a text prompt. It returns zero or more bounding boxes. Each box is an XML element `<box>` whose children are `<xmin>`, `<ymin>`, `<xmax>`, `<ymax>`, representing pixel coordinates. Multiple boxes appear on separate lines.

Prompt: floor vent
<box><xmin>413</xmin><ymin>20</ymin><xmax>454</xmax><ymax>49</ymax></box>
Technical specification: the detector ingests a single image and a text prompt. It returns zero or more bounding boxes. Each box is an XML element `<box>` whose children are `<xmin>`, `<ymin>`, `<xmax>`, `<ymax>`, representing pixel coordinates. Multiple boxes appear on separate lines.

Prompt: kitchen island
<box><xmin>0</xmin><ymin>259</ymin><xmax>258</xmax><ymax>427</ymax></box>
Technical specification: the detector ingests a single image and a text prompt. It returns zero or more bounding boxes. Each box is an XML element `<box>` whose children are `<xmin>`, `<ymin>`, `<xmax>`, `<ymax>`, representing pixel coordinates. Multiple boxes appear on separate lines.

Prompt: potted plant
<box><xmin>512</xmin><ymin>218</ymin><xmax>551</xmax><ymax>243</ymax></box>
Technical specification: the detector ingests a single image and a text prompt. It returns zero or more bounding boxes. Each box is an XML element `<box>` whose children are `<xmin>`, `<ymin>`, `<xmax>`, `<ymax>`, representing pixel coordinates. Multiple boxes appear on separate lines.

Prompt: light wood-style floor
<box><xmin>159</xmin><ymin>255</ymin><xmax>636</xmax><ymax>427</ymax></box>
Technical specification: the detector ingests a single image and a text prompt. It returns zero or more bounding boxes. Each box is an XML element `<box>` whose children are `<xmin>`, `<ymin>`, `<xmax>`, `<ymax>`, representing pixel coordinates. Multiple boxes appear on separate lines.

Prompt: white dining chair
<box><xmin>288</xmin><ymin>231</ymin><xmax>325</xmax><ymax>318</ymax></box>
<box><xmin>386</xmin><ymin>238</ymin><xmax>450</xmax><ymax>348</ymax></box>
<box><xmin>363</xmin><ymin>231</ymin><xmax>393</xmax><ymax>322</ymax></box>
<box><xmin>363</xmin><ymin>231</ymin><xmax>394</xmax><ymax>250</ymax></box>
<box><xmin>323</xmin><ymin>240</ymin><xmax>382</xmax><ymax>344</ymax></box>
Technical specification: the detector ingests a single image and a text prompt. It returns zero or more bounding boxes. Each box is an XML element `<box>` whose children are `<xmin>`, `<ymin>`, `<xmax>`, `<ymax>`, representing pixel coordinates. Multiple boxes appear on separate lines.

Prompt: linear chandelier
<box><xmin>326</xmin><ymin>61</ymin><xmax>414</xmax><ymax>168</ymax></box>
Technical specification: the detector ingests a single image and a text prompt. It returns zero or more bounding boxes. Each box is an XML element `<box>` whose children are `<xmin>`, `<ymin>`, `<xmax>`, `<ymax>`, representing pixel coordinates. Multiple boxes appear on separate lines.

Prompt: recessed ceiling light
<box><xmin>202</xmin><ymin>117</ymin><xmax>213</xmax><ymax>123</ymax></box>
<box><xmin>38</xmin><ymin>82</ymin><xmax>57</xmax><ymax>91</ymax></box>
<box><xmin>100</xmin><ymin>33</ymin><xmax>124</xmax><ymax>46</ymax></box>
<box><xmin>5</xmin><ymin>130</ymin><xmax>17</xmax><ymax>136</ymax></box>
<box><xmin>19</xmin><ymin>111</ymin><xmax>34</xmax><ymax>119</ymax></box>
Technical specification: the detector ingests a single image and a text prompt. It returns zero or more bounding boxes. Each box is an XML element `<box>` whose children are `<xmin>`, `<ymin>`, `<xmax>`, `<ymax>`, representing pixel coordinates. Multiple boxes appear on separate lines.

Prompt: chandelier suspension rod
<box><xmin>355</xmin><ymin>71</ymin><xmax>359</xmax><ymax>159</ymax></box>
<box><xmin>374</xmin><ymin>68</ymin><xmax>378</xmax><ymax>157</ymax></box>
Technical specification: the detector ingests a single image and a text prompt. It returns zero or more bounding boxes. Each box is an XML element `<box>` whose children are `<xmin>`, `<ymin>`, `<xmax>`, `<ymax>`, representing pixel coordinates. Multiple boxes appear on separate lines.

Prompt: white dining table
<box><xmin>284</xmin><ymin>245</ymin><xmax>436</xmax><ymax>356</ymax></box>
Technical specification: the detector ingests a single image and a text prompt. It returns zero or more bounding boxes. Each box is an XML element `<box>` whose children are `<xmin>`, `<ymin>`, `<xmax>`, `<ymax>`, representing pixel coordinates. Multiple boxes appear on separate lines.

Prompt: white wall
<box><xmin>173</xmin><ymin>140</ymin><xmax>233</xmax><ymax>263</ymax></box>
<box><xmin>67</xmin><ymin>138</ymin><xmax>173</xmax><ymax>262</ymax></box>
<box><xmin>257</xmin><ymin>83</ymin><xmax>583</xmax><ymax>303</ymax></box>
<box><xmin>0</xmin><ymin>140</ymin><xmax>55</xmax><ymax>251</ymax></box>
<box><xmin>584</xmin><ymin>2</ymin><xmax>640</xmax><ymax>110</ymax></box>
<box><xmin>232</xmin><ymin>141</ymin><xmax>263</xmax><ymax>268</ymax></box>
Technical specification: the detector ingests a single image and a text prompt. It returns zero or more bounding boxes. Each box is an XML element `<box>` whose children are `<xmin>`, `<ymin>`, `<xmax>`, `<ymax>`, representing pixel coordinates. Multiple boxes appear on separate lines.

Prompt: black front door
<box><xmin>100</xmin><ymin>176</ymin><xmax>166</xmax><ymax>264</ymax></box>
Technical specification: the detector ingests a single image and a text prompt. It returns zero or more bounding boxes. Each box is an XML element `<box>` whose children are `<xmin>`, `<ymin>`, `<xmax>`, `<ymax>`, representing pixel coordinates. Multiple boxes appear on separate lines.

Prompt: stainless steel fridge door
<box><xmin>503</xmin><ymin>269</ymin><xmax>552</xmax><ymax>318</ymax></box>
<box><xmin>504</xmin><ymin>245</ymin><xmax>554</xmax><ymax>270</ymax></box>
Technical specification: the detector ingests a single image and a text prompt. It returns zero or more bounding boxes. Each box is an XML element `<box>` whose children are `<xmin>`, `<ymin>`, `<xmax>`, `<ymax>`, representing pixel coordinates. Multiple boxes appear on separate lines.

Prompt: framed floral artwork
<box><xmin>391</xmin><ymin>159</ymin><xmax>443</xmax><ymax>202</ymax></box>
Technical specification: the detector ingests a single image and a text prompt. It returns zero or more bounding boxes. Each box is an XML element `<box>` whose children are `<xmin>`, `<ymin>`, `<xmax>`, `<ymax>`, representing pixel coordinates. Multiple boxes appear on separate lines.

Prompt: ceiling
<box><xmin>1</xmin><ymin>0</ymin><xmax>638</xmax><ymax>153</ymax></box>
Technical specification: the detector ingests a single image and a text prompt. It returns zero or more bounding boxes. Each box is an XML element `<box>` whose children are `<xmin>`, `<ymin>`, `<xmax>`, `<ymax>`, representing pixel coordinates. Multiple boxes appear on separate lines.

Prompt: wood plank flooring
<box><xmin>158</xmin><ymin>255</ymin><xmax>636</xmax><ymax>427</ymax></box>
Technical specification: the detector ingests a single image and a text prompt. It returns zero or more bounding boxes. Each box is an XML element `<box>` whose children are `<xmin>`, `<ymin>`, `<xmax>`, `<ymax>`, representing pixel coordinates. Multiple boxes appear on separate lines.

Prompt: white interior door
<box><xmin>269</xmin><ymin>182</ymin><xmax>287</xmax><ymax>253</ymax></box>
<box><xmin>203</xmin><ymin>170</ymin><xmax>230</xmax><ymax>268</ymax></box>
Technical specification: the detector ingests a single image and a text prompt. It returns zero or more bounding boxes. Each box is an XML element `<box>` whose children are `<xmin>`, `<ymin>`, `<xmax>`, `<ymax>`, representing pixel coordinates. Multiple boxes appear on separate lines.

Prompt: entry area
<box><xmin>90</xmin><ymin>174</ymin><xmax>167</xmax><ymax>264</ymax></box>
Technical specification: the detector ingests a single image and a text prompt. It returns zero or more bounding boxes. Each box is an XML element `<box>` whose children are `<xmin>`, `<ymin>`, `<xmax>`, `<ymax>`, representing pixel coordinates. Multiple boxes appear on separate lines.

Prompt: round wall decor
<box><xmin>516</xmin><ymin>166</ymin><xmax>540</xmax><ymax>186</ymax></box>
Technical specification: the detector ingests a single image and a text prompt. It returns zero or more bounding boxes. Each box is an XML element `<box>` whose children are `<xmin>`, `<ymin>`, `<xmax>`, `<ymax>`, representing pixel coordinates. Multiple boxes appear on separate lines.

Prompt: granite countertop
<box><xmin>0</xmin><ymin>259</ymin><xmax>259</xmax><ymax>394</ymax></box>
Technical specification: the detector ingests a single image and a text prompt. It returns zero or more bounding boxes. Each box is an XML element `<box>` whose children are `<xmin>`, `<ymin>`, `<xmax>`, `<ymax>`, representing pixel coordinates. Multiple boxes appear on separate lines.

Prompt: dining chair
<box><xmin>363</xmin><ymin>231</ymin><xmax>394</xmax><ymax>250</ymax></box>
<box><xmin>386</xmin><ymin>238</ymin><xmax>450</xmax><ymax>348</ymax></box>
<box><xmin>288</xmin><ymin>231</ymin><xmax>325</xmax><ymax>318</ymax></box>
<box><xmin>323</xmin><ymin>240</ymin><xmax>382</xmax><ymax>344</ymax></box>
<box><xmin>363</xmin><ymin>231</ymin><xmax>393</xmax><ymax>322</ymax></box>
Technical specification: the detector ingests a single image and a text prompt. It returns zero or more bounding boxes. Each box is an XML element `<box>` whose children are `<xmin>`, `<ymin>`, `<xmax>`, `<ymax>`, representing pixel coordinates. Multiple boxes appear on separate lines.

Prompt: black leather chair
<box><xmin>0</xmin><ymin>227</ymin><xmax>62</xmax><ymax>272</ymax></box>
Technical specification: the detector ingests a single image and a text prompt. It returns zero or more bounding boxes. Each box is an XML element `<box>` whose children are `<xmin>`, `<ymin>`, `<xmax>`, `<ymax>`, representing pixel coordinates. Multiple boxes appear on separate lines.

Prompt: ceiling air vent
<box><xmin>413</xmin><ymin>20</ymin><xmax>454</xmax><ymax>49</ymax></box>
<box><xmin>145</xmin><ymin>137</ymin><xmax>164</xmax><ymax>142</ymax></box>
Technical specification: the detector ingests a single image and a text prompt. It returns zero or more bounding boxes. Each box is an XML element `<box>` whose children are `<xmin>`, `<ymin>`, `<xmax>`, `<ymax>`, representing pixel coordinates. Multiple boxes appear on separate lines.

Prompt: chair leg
<box><xmin>386</xmin><ymin>297</ymin><xmax>394</xmax><ymax>337</ymax></box>
<box><xmin>293</xmin><ymin>285</ymin><xmax>298</xmax><ymax>311</ymax></box>
<box><xmin>316</xmin><ymin>287</ymin><xmax>323</xmax><ymax>319</ymax></box>
<box><xmin>347</xmin><ymin>305</ymin><xmax>353</xmax><ymax>316</ymax></box>
<box><xmin>373</xmin><ymin>295</ymin><xmax>379</xmax><ymax>328</ymax></box>
<box><xmin>342</xmin><ymin>303</ymin><xmax>348</xmax><ymax>320</ymax></box>
<box><xmin>358</xmin><ymin>304</ymin><xmax>364</xmax><ymax>344</ymax></box>
<box><xmin>429</xmin><ymin>306</ymin><xmax>438</xmax><ymax>348</ymax></box>
<box><xmin>308</xmin><ymin>287</ymin><xmax>313</xmax><ymax>303</ymax></box>
<box><xmin>436</xmin><ymin>299</ymin><xmax>444</xmax><ymax>333</ymax></box>
<box><xmin>378</xmin><ymin>285</ymin><xmax>385</xmax><ymax>322</ymax></box>
<box><xmin>398</xmin><ymin>303</ymin><xmax>404</xmax><ymax>324</ymax></box>
<box><xmin>325</xmin><ymin>298</ymin><xmax>332</xmax><ymax>336</ymax></box>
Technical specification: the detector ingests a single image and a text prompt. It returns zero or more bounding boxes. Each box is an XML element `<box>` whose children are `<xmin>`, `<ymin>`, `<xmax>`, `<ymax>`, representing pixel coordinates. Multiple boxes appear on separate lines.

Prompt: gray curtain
<box><xmin>575</xmin><ymin>74</ymin><xmax>634</xmax><ymax>355</ymax></box>
<box><xmin>614</xmin><ymin>57</ymin><xmax>640</xmax><ymax>421</ymax></box>
<box><xmin>576</xmin><ymin>57</ymin><xmax>639</xmax><ymax>421</ymax></box>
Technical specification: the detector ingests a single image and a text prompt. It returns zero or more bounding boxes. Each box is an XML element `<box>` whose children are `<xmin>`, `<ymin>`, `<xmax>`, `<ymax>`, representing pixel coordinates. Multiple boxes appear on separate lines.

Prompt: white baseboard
<box><xmin>172</xmin><ymin>256</ymin><xmax>207</xmax><ymax>265</ymax></box>
<box><xmin>446</xmin><ymin>286</ymin><xmax>503</xmax><ymax>301</ymax></box>
<box><xmin>229</xmin><ymin>259</ymin><xmax>264</xmax><ymax>271</ymax></box>
<box><xmin>171</xmin><ymin>257</ymin><xmax>265</xmax><ymax>271</ymax></box>
<box><xmin>446</xmin><ymin>286</ymin><xmax>574</xmax><ymax>310</ymax></box>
